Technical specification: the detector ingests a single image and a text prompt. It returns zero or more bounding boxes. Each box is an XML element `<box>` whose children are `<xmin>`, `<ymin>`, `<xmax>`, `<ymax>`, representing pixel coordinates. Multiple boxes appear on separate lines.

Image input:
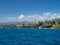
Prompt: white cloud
<box><xmin>0</xmin><ymin>12</ymin><xmax>60</xmax><ymax>22</ymax></box>
<box><xmin>23</xmin><ymin>15</ymin><xmax>43</xmax><ymax>22</ymax></box>
<box><xmin>17</xmin><ymin>15</ymin><xmax>25</xmax><ymax>19</ymax></box>
<box><xmin>20</xmin><ymin>12</ymin><xmax>60</xmax><ymax>22</ymax></box>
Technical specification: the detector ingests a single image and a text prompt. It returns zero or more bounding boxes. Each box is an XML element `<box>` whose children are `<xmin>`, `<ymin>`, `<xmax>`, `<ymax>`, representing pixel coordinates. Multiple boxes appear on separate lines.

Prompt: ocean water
<box><xmin>0</xmin><ymin>28</ymin><xmax>60</xmax><ymax>45</ymax></box>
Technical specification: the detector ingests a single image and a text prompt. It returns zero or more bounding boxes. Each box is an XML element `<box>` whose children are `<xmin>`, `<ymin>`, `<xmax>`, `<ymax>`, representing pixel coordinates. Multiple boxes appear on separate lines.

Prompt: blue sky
<box><xmin>0</xmin><ymin>0</ymin><xmax>60</xmax><ymax>22</ymax></box>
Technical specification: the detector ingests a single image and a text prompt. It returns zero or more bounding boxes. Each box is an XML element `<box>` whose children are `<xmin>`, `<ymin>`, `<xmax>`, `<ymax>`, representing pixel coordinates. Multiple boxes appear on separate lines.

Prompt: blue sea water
<box><xmin>0</xmin><ymin>28</ymin><xmax>60</xmax><ymax>45</ymax></box>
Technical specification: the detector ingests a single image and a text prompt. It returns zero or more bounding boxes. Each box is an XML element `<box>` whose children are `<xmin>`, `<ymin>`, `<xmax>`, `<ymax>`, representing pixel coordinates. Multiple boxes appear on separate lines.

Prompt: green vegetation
<box><xmin>55</xmin><ymin>24</ymin><xmax>60</xmax><ymax>28</ymax></box>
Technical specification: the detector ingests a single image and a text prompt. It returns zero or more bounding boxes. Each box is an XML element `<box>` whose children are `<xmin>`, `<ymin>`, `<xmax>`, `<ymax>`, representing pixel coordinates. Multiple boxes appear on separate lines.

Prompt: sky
<box><xmin>0</xmin><ymin>0</ymin><xmax>60</xmax><ymax>22</ymax></box>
